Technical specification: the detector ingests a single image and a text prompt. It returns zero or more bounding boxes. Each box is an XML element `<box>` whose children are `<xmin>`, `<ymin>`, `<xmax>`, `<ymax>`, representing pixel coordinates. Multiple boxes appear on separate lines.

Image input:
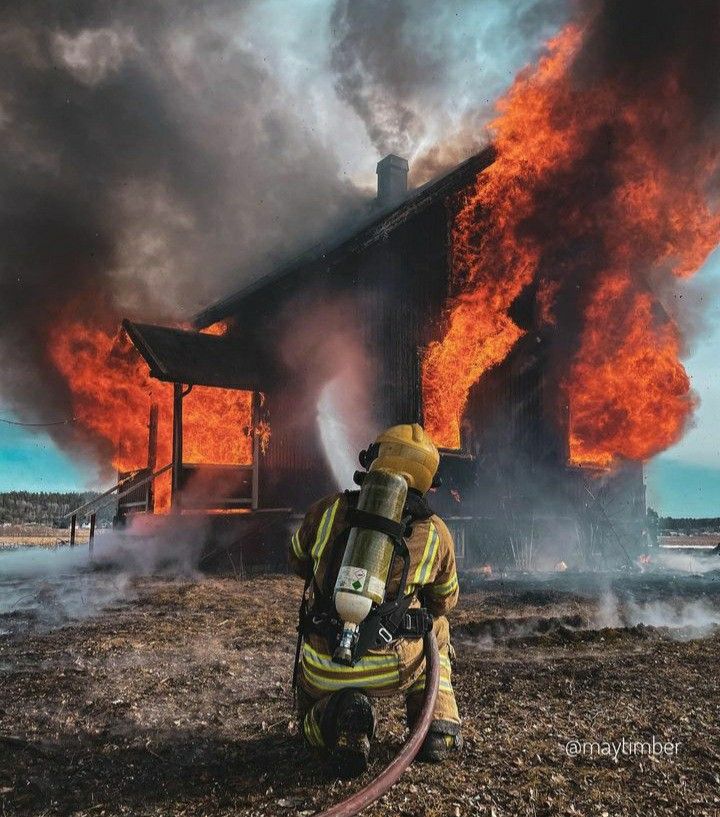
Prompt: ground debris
<box><xmin>0</xmin><ymin>573</ymin><xmax>718</xmax><ymax>816</ymax></box>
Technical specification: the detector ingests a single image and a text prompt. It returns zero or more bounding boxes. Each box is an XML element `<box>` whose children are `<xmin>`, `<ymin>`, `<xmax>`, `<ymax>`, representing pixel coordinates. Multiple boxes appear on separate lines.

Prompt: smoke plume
<box><xmin>4</xmin><ymin>0</ymin><xmax>718</xmax><ymax>488</ymax></box>
<box><xmin>0</xmin><ymin>0</ymin><xmax>365</xmax><ymax>461</ymax></box>
<box><xmin>329</xmin><ymin>0</ymin><xmax>570</xmax><ymax>183</ymax></box>
<box><xmin>278</xmin><ymin>296</ymin><xmax>376</xmax><ymax>489</ymax></box>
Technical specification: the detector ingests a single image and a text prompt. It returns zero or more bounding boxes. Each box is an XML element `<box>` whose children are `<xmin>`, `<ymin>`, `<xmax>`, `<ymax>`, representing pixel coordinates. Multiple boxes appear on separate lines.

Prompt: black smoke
<box><xmin>0</xmin><ymin>1</ymin><xmax>365</xmax><ymax>437</ymax></box>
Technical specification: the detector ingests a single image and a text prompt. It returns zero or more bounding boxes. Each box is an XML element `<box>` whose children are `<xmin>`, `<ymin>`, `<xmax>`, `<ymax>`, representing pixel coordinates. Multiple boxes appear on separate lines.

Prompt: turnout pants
<box><xmin>297</xmin><ymin>616</ymin><xmax>460</xmax><ymax>750</ymax></box>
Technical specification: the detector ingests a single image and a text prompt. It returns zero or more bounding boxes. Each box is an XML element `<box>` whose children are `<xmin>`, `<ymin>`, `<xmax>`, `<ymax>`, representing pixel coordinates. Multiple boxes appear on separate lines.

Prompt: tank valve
<box><xmin>333</xmin><ymin>622</ymin><xmax>359</xmax><ymax>666</ymax></box>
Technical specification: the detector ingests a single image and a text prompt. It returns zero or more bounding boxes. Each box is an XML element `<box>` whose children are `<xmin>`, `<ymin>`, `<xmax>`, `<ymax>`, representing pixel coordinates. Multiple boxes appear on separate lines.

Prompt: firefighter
<box><xmin>289</xmin><ymin>423</ymin><xmax>461</xmax><ymax>777</ymax></box>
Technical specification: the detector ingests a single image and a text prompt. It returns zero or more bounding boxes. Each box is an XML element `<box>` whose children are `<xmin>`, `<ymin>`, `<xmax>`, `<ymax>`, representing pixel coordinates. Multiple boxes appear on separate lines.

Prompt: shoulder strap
<box><xmin>344</xmin><ymin>508</ymin><xmax>405</xmax><ymax>539</ymax></box>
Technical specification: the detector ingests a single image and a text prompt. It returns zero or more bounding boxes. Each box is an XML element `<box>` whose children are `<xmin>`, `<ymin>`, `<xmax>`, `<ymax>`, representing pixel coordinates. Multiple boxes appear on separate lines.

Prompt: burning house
<box><xmin>50</xmin><ymin>9</ymin><xmax>720</xmax><ymax>573</ymax></box>
<box><xmin>15</xmin><ymin>4</ymin><xmax>720</xmax><ymax>567</ymax></box>
<box><xmin>120</xmin><ymin>146</ymin><xmax>648</xmax><ymax>571</ymax></box>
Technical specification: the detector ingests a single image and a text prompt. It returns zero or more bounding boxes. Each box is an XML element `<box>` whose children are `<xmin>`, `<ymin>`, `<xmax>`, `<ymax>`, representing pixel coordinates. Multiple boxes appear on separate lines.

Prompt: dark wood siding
<box><xmin>244</xmin><ymin>198</ymin><xmax>453</xmax><ymax>511</ymax></box>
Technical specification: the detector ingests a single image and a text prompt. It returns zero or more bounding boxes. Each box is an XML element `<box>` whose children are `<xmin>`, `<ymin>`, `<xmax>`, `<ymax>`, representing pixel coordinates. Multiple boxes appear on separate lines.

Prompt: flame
<box><xmin>256</xmin><ymin>417</ymin><xmax>272</xmax><ymax>455</ymax></box>
<box><xmin>200</xmin><ymin>322</ymin><xmax>229</xmax><ymax>336</ymax></box>
<box><xmin>422</xmin><ymin>23</ymin><xmax>720</xmax><ymax>465</ymax></box>
<box><xmin>47</xmin><ymin>311</ymin><xmax>254</xmax><ymax>512</ymax></box>
<box><xmin>422</xmin><ymin>30</ymin><xmax>581</xmax><ymax>449</ymax></box>
<box><xmin>567</xmin><ymin>274</ymin><xmax>693</xmax><ymax>466</ymax></box>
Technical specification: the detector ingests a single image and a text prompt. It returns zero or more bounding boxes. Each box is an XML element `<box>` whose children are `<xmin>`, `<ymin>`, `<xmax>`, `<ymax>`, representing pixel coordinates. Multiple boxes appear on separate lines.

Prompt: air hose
<box><xmin>314</xmin><ymin>630</ymin><xmax>440</xmax><ymax>817</ymax></box>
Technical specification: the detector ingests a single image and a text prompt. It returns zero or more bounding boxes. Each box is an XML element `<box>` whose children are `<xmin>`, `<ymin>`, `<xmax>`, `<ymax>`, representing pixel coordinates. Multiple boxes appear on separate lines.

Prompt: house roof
<box><xmin>192</xmin><ymin>146</ymin><xmax>494</xmax><ymax>328</ymax></box>
<box><xmin>122</xmin><ymin>320</ymin><xmax>264</xmax><ymax>390</ymax></box>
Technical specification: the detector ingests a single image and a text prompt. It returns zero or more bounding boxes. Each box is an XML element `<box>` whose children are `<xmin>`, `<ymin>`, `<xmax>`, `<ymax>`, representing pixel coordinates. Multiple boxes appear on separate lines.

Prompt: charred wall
<box><xmin>228</xmin><ymin>197</ymin><xmax>452</xmax><ymax>511</ymax></box>
<box><xmin>220</xmin><ymin>175</ymin><xmax>646</xmax><ymax>567</ymax></box>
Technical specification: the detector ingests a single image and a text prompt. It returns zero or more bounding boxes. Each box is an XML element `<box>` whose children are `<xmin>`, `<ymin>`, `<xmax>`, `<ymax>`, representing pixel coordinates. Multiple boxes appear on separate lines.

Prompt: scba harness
<box><xmin>294</xmin><ymin>490</ymin><xmax>434</xmax><ymax>683</ymax></box>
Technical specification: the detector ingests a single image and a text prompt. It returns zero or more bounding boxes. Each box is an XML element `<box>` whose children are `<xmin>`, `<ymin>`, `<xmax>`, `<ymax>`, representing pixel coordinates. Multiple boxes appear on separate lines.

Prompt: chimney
<box><xmin>376</xmin><ymin>154</ymin><xmax>409</xmax><ymax>207</ymax></box>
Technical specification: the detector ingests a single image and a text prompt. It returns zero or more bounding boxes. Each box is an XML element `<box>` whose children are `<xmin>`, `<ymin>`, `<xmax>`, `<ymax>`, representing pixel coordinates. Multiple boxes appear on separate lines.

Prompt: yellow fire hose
<box><xmin>314</xmin><ymin>630</ymin><xmax>440</xmax><ymax>817</ymax></box>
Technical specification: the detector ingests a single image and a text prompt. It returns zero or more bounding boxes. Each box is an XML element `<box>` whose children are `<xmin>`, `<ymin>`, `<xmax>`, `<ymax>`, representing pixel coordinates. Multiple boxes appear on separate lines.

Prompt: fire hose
<box><xmin>314</xmin><ymin>630</ymin><xmax>440</xmax><ymax>817</ymax></box>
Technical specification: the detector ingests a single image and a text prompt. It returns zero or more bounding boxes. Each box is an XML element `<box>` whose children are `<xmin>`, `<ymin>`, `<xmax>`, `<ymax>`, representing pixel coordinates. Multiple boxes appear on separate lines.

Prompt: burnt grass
<box><xmin>1</xmin><ymin>573</ymin><xmax>720</xmax><ymax>816</ymax></box>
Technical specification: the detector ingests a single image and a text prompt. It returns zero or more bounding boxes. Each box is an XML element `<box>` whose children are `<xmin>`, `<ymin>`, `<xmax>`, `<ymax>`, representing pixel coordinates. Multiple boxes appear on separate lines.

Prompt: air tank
<box><xmin>332</xmin><ymin>468</ymin><xmax>408</xmax><ymax>665</ymax></box>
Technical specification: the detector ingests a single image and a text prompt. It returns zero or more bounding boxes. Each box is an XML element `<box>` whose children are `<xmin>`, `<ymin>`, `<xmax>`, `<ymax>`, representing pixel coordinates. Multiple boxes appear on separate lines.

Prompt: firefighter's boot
<box><xmin>417</xmin><ymin>722</ymin><xmax>463</xmax><ymax>763</ymax></box>
<box><xmin>327</xmin><ymin>689</ymin><xmax>376</xmax><ymax>778</ymax></box>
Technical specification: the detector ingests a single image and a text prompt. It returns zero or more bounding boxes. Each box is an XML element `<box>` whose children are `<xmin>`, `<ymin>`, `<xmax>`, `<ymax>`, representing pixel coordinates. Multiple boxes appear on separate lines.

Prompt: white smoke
<box><xmin>277</xmin><ymin>296</ymin><xmax>376</xmax><ymax>490</ymax></box>
<box><xmin>0</xmin><ymin>543</ymin><xmax>191</xmax><ymax>637</ymax></box>
<box><xmin>597</xmin><ymin>590</ymin><xmax>720</xmax><ymax>639</ymax></box>
<box><xmin>0</xmin><ymin>542</ymin><xmax>130</xmax><ymax>634</ymax></box>
<box><xmin>0</xmin><ymin>492</ymin><xmax>219</xmax><ymax>636</ymax></box>
<box><xmin>654</xmin><ymin>549</ymin><xmax>720</xmax><ymax>575</ymax></box>
<box><xmin>52</xmin><ymin>26</ymin><xmax>139</xmax><ymax>86</ymax></box>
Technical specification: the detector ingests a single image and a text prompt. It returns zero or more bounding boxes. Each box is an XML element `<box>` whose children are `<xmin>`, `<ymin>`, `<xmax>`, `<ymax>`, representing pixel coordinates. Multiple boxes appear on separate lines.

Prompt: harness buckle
<box><xmin>401</xmin><ymin>608</ymin><xmax>432</xmax><ymax>637</ymax></box>
<box><xmin>378</xmin><ymin>626</ymin><xmax>393</xmax><ymax>643</ymax></box>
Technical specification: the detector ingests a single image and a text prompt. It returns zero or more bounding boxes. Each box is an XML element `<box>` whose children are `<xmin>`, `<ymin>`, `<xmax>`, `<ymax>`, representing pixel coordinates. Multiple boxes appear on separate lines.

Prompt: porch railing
<box><xmin>63</xmin><ymin>463</ymin><xmax>172</xmax><ymax>550</ymax></box>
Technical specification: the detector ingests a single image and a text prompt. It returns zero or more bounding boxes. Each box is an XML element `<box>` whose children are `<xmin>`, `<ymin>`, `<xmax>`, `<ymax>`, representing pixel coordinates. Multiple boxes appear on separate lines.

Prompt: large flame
<box><xmin>47</xmin><ymin>313</ymin><xmax>253</xmax><ymax>511</ymax></box>
<box><xmin>422</xmin><ymin>22</ymin><xmax>720</xmax><ymax>465</ymax></box>
<box><xmin>567</xmin><ymin>274</ymin><xmax>692</xmax><ymax>467</ymax></box>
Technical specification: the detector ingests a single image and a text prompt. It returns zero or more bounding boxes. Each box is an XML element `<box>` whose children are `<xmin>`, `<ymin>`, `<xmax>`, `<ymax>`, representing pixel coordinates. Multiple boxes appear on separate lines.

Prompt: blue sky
<box><xmin>0</xmin><ymin>420</ymin><xmax>91</xmax><ymax>493</ymax></box>
<box><xmin>644</xmin><ymin>249</ymin><xmax>720</xmax><ymax>517</ymax></box>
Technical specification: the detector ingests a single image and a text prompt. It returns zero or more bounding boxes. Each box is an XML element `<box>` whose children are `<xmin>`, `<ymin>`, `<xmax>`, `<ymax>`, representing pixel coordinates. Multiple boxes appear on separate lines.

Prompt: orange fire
<box><xmin>422</xmin><ymin>22</ymin><xmax>720</xmax><ymax>466</ymax></box>
<box><xmin>48</xmin><ymin>313</ymin><xmax>254</xmax><ymax>511</ymax></box>
<box><xmin>567</xmin><ymin>275</ymin><xmax>693</xmax><ymax>467</ymax></box>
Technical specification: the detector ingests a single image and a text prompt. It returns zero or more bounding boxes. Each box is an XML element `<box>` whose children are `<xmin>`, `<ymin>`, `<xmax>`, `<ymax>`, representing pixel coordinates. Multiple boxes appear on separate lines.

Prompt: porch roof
<box><xmin>122</xmin><ymin>320</ymin><xmax>262</xmax><ymax>390</ymax></box>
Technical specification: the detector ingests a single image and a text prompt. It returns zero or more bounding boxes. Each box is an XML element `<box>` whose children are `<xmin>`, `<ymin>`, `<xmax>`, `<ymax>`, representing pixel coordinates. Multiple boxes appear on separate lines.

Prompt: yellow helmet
<box><xmin>369</xmin><ymin>423</ymin><xmax>440</xmax><ymax>495</ymax></box>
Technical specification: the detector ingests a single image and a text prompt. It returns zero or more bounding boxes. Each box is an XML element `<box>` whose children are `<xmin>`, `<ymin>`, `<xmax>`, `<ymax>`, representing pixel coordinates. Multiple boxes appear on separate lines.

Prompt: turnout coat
<box><xmin>289</xmin><ymin>490</ymin><xmax>460</xmax><ymax>728</ymax></box>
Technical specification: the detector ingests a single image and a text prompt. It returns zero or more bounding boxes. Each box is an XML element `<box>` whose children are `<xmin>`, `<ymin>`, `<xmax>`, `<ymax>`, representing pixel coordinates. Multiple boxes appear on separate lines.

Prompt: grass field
<box><xmin>0</xmin><ymin>524</ymin><xmax>90</xmax><ymax>548</ymax></box>
<box><xmin>659</xmin><ymin>533</ymin><xmax>720</xmax><ymax>549</ymax></box>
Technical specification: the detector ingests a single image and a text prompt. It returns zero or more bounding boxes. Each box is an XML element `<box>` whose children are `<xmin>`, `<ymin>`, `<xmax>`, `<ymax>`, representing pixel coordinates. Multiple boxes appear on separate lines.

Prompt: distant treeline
<box><xmin>660</xmin><ymin>517</ymin><xmax>720</xmax><ymax>533</ymax></box>
<box><xmin>0</xmin><ymin>492</ymin><xmax>114</xmax><ymax>527</ymax></box>
<box><xmin>647</xmin><ymin>508</ymin><xmax>720</xmax><ymax>533</ymax></box>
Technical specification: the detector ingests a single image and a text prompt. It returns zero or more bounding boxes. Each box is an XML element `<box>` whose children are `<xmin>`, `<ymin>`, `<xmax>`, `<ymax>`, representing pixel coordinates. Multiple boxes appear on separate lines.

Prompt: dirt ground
<box><xmin>1</xmin><ymin>571</ymin><xmax>720</xmax><ymax>817</ymax></box>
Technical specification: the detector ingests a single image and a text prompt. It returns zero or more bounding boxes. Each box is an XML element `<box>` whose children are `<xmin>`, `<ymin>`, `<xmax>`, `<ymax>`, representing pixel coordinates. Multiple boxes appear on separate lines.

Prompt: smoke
<box><xmin>0</xmin><ymin>0</ymin><xmax>587</xmax><ymax>483</ymax></box>
<box><xmin>5</xmin><ymin>0</ymin><xmax>718</xmax><ymax>486</ymax></box>
<box><xmin>457</xmin><ymin>572</ymin><xmax>720</xmax><ymax>651</ymax></box>
<box><xmin>329</xmin><ymin>0</ymin><xmax>570</xmax><ymax>182</ymax></box>
<box><xmin>654</xmin><ymin>548</ymin><xmax>720</xmax><ymax>575</ymax></box>
<box><xmin>0</xmin><ymin>0</ymin><xmax>365</xmax><ymax>452</ymax></box>
<box><xmin>0</xmin><ymin>450</ymin><xmax>274</xmax><ymax>635</ymax></box>
<box><xmin>0</xmin><ymin>544</ymin><xmax>122</xmax><ymax>636</ymax></box>
<box><xmin>596</xmin><ymin>589</ymin><xmax>720</xmax><ymax>639</ymax></box>
<box><xmin>317</xmin><ymin>379</ymin><xmax>366</xmax><ymax>490</ymax></box>
<box><xmin>0</xmin><ymin>506</ymin><xmax>215</xmax><ymax>636</ymax></box>
<box><xmin>278</xmin><ymin>296</ymin><xmax>376</xmax><ymax>489</ymax></box>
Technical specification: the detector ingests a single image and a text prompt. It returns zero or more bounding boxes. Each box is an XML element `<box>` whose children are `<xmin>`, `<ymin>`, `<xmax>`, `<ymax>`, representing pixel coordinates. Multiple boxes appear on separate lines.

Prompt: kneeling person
<box><xmin>290</xmin><ymin>424</ymin><xmax>461</xmax><ymax>777</ymax></box>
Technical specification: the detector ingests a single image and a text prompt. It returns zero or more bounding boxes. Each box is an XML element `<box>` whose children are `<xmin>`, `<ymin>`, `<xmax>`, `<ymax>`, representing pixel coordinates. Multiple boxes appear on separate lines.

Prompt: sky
<box><xmin>644</xmin><ymin>248</ymin><xmax>720</xmax><ymax>517</ymax></box>
<box><xmin>0</xmin><ymin>0</ymin><xmax>719</xmax><ymax>517</ymax></box>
